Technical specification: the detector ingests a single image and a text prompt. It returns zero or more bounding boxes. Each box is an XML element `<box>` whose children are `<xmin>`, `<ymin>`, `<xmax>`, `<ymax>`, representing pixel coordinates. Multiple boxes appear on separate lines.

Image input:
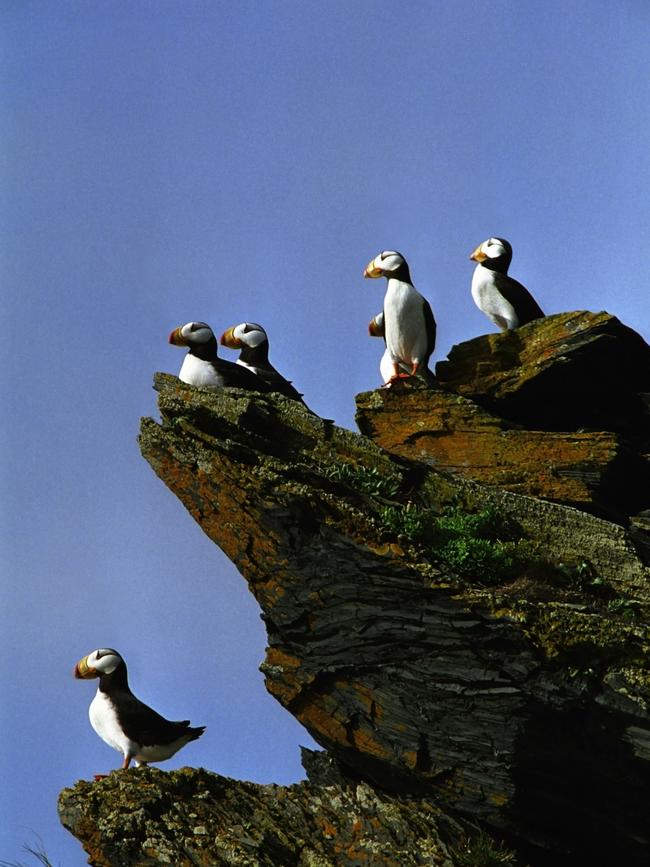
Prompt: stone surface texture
<box><xmin>58</xmin><ymin>762</ymin><xmax>464</xmax><ymax>867</ymax></box>
<box><xmin>59</xmin><ymin>312</ymin><xmax>650</xmax><ymax>867</ymax></box>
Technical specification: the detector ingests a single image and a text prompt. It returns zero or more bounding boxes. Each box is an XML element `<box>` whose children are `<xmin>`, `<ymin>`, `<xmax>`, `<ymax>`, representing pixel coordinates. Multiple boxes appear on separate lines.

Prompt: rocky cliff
<box><xmin>357</xmin><ymin>311</ymin><xmax>650</xmax><ymax>523</ymax></box>
<box><xmin>59</xmin><ymin>312</ymin><xmax>650</xmax><ymax>866</ymax></box>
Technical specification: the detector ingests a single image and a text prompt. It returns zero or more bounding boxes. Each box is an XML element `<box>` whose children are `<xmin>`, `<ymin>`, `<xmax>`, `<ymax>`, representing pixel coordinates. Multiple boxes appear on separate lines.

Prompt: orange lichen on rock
<box><xmin>357</xmin><ymin>310</ymin><xmax>650</xmax><ymax>520</ymax></box>
<box><xmin>133</xmin><ymin>329</ymin><xmax>650</xmax><ymax>867</ymax></box>
<box><xmin>356</xmin><ymin>387</ymin><xmax>635</xmax><ymax>516</ymax></box>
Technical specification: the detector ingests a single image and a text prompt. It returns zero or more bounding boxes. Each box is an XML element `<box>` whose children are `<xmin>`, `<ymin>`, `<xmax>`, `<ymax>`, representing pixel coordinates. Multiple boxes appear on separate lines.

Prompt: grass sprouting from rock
<box><xmin>322</xmin><ymin>461</ymin><xmax>402</xmax><ymax>499</ymax></box>
<box><xmin>379</xmin><ymin>504</ymin><xmax>528</xmax><ymax>583</ymax></box>
<box><xmin>319</xmin><ymin>460</ymin><xmax>530</xmax><ymax>584</ymax></box>
<box><xmin>451</xmin><ymin>829</ymin><xmax>521</xmax><ymax>866</ymax></box>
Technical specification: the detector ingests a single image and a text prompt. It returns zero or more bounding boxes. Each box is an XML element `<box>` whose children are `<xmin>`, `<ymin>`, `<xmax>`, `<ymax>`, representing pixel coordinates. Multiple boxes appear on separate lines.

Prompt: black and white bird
<box><xmin>168</xmin><ymin>321</ymin><xmax>272</xmax><ymax>391</ymax></box>
<box><xmin>364</xmin><ymin>251</ymin><xmax>436</xmax><ymax>385</ymax></box>
<box><xmin>74</xmin><ymin>648</ymin><xmax>205</xmax><ymax>771</ymax></box>
<box><xmin>219</xmin><ymin>322</ymin><xmax>306</xmax><ymax>404</ymax></box>
<box><xmin>469</xmin><ymin>237</ymin><xmax>545</xmax><ymax>331</ymax></box>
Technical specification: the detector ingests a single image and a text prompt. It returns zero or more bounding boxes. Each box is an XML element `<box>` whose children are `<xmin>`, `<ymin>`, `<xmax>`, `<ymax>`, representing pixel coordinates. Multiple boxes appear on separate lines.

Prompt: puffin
<box><xmin>74</xmin><ymin>648</ymin><xmax>205</xmax><ymax>771</ymax></box>
<box><xmin>219</xmin><ymin>322</ymin><xmax>307</xmax><ymax>404</ymax></box>
<box><xmin>168</xmin><ymin>321</ymin><xmax>273</xmax><ymax>391</ymax></box>
<box><xmin>469</xmin><ymin>237</ymin><xmax>545</xmax><ymax>331</ymax></box>
<box><xmin>363</xmin><ymin>250</ymin><xmax>436</xmax><ymax>385</ymax></box>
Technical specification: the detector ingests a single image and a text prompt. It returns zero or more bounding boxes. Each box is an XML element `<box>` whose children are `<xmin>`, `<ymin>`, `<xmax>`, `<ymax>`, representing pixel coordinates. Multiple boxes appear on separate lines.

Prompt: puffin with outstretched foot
<box><xmin>220</xmin><ymin>322</ymin><xmax>307</xmax><ymax>405</ymax></box>
<box><xmin>168</xmin><ymin>321</ymin><xmax>273</xmax><ymax>391</ymax></box>
<box><xmin>74</xmin><ymin>648</ymin><xmax>205</xmax><ymax>774</ymax></box>
<box><xmin>364</xmin><ymin>250</ymin><xmax>436</xmax><ymax>385</ymax></box>
<box><xmin>469</xmin><ymin>237</ymin><xmax>544</xmax><ymax>331</ymax></box>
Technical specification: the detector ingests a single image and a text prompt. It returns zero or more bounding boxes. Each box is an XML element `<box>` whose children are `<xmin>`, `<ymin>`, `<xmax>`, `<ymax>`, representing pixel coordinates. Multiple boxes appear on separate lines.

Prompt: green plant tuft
<box><xmin>606</xmin><ymin>597</ymin><xmax>641</xmax><ymax>619</ymax></box>
<box><xmin>379</xmin><ymin>504</ymin><xmax>526</xmax><ymax>583</ymax></box>
<box><xmin>322</xmin><ymin>460</ymin><xmax>530</xmax><ymax>584</ymax></box>
<box><xmin>379</xmin><ymin>503</ymin><xmax>429</xmax><ymax>539</ymax></box>
<box><xmin>322</xmin><ymin>462</ymin><xmax>402</xmax><ymax>499</ymax></box>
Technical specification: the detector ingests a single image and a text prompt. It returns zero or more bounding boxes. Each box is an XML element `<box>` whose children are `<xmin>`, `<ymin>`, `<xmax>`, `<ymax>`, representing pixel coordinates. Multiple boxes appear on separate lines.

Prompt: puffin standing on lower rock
<box><xmin>219</xmin><ymin>322</ymin><xmax>307</xmax><ymax>404</ymax></box>
<box><xmin>168</xmin><ymin>321</ymin><xmax>272</xmax><ymax>392</ymax></box>
<box><xmin>469</xmin><ymin>237</ymin><xmax>545</xmax><ymax>331</ymax></box>
<box><xmin>364</xmin><ymin>250</ymin><xmax>436</xmax><ymax>385</ymax></box>
<box><xmin>74</xmin><ymin>648</ymin><xmax>205</xmax><ymax>772</ymax></box>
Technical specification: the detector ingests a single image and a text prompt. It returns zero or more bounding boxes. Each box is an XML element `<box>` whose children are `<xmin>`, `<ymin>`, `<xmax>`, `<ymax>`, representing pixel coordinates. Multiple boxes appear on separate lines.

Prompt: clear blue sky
<box><xmin>2</xmin><ymin>1</ymin><xmax>649</xmax><ymax>862</ymax></box>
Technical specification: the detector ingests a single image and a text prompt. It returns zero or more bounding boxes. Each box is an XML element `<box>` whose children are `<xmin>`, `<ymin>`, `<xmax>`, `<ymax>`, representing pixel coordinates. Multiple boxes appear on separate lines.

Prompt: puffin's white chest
<box><xmin>471</xmin><ymin>266</ymin><xmax>516</xmax><ymax>327</ymax></box>
<box><xmin>383</xmin><ymin>280</ymin><xmax>428</xmax><ymax>363</ymax></box>
<box><xmin>179</xmin><ymin>354</ymin><xmax>225</xmax><ymax>388</ymax></box>
<box><xmin>89</xmin><ymin>690</ymin><xmax>136</xmax><ymax>758</ymax></box>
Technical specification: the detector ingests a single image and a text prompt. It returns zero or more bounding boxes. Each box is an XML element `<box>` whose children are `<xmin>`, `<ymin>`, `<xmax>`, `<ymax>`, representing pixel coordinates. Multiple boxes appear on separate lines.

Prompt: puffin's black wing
<box><xmin>493</xmin><ymin>272</ymin><xmax>545</xmax><ymax>325</ymax></box>
<box><xmin>257</xmin><ymin>365</ymin><xmax>306</xmax><ymax>402</ymax></box>
<box><xmin>113</xmin><ymin>690</ymin><xmax>198</xmax><ymax>747</ymax></box>
<box><xmin>210</xmin><ymin>358</ymin><xmax>274</xmax><ymax>392</ymax></box>
<box><xmin>421</xmin><ymin>297</ymin><xmax>437</xmax><ymax>365</ymax></box>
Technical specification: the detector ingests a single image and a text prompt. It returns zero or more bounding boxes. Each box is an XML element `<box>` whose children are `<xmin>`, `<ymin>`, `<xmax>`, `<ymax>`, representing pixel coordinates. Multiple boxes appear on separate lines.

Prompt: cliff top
<box><xmin>60</xmin><ymin>311</ymin><xmax>650</xmax><ymax>867</ymax></box>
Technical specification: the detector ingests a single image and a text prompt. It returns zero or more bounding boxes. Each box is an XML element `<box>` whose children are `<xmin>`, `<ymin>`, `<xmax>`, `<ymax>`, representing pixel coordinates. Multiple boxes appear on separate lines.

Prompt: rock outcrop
<box><xmin>356</xmin><ymin>312</ymin><xmax>650</xmax><ymax>522</ymax></box>
<box><xmin>60</xmin><ymin>312</ymin><xmax>650</xmax><ymax>866</ymax></box>
<box><xmin>57</xmin><ymin>760</ymin><xmax>468</xmax><ymax>867</ymax></box>
<box><xmin>436</xmin><ymin>311</ymin><xmax>650</xmax><ymax>442</ymax></box>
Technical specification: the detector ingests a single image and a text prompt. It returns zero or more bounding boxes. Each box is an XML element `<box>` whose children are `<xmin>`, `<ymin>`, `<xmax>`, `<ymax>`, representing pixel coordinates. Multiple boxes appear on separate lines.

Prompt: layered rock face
<box><xmin>357</xmin><ymin>312</ymin><xmax>650</xmax><ymax>522</ymax></box>
<box><xmin>60</xmin><ymin>313</ymin><xmax>650</xmax><ymax>866</ymax></box>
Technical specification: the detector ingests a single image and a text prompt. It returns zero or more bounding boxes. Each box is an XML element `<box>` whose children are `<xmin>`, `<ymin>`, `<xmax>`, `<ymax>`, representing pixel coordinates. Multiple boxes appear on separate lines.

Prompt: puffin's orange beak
<box><xmin>74</xmin><ymin>655</ymin><xmax>98</xmax><ymax>679</ymax></box>
<box><xmin>469</xmin><ymin>244</ymin><xmax>487</xmax><ymax>263</ymax></box>
<box><xmin>220</xmin><ymin>327</ymin><xmax>241</xmax><ymax>348</ymax></box>
<box><xmin>364</xmin><ymin>258</ymin><xmax>383</xmax><ymax>279</ymax></box>
<box><xmin>168</xmin><ymin>326</ymin><xmax>187</xmax><ymax>346</ymax></box>
<box><xmin>368</xmin><ymin>316</ymin><xmax>383</xmax><ymax>337</ymax></box>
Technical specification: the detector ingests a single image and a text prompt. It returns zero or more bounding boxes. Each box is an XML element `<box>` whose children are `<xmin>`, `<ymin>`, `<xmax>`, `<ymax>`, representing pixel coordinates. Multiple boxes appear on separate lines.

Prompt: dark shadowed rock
<box><xmin>435</xmin><ymin>311</ymin><xmax>650</xmax><ymax>445</ymax></box>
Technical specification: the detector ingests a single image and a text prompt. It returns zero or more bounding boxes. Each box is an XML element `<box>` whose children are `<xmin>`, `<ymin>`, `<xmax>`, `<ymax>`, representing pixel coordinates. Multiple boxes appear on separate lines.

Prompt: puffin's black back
<box><xmin>232</xmin><ymin>326</ymin><xmax>308</xmax><ymax>403</ymax></box>
<box><xmin>492</xmin><ymin>271</ymin><xmax>545</xmax><ymax>325</ymax></box>
<box><xmin>420</xmin><ymin>299</ymin><xmax>437</xmax><ymax>373</ymax></box>
<box><xmin>183</xmin><ymin>332</ymin><xmax>272</xmax><ymax>391</ymax></box>
<box><xmin>98</xmin><ymin>659</ymin><xmax>205</xmax><ymax>746</ymax></box>
<box><xmin>211</xmin><ymin>357</ymin><xmax>275</xmax><ymax>392</ymax></box>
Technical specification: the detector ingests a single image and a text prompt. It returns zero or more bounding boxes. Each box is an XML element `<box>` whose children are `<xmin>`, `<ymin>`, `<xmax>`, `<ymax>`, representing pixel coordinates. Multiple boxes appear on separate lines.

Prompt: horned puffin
<box><xmin>364</xmin><ymin>251</ymin><xmax>436</xmax><ymax>385</ymax></box>
<box><xmin>469</xmin><ymin>237</ymin><xmax>544</xmax><ymax>331</ymax></box>
<box><xmin>74</xmin><ymin>648</ymin><xmax>205</xmax><ymax>771</ymax></box>
<box><xmin>168</xmin><ymin>321</ymin><xmax>272</xmax><ymax>391</ymax></box>
<box><xmin>219</xmin><ymin>322</ymin><xmax>307</xmax><ymax>404</ymax></box>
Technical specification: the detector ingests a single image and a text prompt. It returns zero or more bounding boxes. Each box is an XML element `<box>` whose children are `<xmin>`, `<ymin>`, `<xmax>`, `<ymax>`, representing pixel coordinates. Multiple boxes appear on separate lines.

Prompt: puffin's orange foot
<box><xmin>387</xmin><ymin>372</ymin><xmax>413</xmax><ymax>383</ymax></box>
<box><xmin>382</xmin><ymin>373</ymin><xmax>414</xmax><ymax>389</ymax></box>
<box><xmin>93</xmin><ymin>773</ymin><xmax>109</xmax><ymax>781</ymax></box>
